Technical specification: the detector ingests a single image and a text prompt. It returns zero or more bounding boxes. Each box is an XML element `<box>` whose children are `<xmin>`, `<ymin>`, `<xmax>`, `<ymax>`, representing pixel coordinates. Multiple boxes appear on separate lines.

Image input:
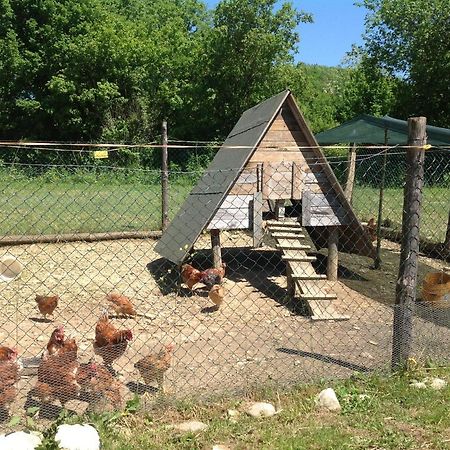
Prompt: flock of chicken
<box><xmin>181</xmin><ymin>262</ymin><xmax>227</xmax><ymax>309</ymax></box>
<box><xmin>0</xmin><ymin>292</ymin><xmax>174</xmax><ymax>415</ymax></box>
<box><xmin>0</xmin><ymin>261</ymin><xmax>226</xmax><ymax>416</ymax></box>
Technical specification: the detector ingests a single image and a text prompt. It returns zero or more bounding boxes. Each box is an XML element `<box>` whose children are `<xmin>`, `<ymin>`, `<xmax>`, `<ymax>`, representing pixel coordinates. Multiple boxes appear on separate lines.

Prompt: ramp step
<box><xmin>276</xmin><ymin>244</ymin><xmax>311</xmax><ymax>250</ymax></box>
<box><xmin>300</xmin><ymin>294</ymin><xmax>337</xmax><ymax>301</ymax></box>
<box><xmin>266</xmin><ymin>220</ymin><xmax>301</xmax><ymax>227</ymax></box>
<box><xmin>292</xmin><ymin>274</ymin><xmax>327</xmax><ymax>280</ymax></box>
<box><xmin>271</xmin><ymin>232</ymin><xmax>306</xmax><ymax>239</ymax></box>
<box><xmin>281</xmin><ymin>255</ymin><xmax>317</xmax><ymax>262</ymax></box>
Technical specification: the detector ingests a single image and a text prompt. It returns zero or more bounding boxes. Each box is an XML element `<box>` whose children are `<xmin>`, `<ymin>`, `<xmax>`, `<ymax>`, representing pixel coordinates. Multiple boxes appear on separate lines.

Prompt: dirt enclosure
<box><xmin>0</xmin><ymin>233</ymin><xmax>449</xmax><ymax>418</ymax></box>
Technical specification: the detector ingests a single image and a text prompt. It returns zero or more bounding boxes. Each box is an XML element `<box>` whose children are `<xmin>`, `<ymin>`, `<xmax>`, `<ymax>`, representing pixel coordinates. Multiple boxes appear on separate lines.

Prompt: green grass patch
<box><xmin>353</xmin><ymin>185</ymin><xmax>448</xmax><ymax>243</ymax></box>
<box><xmin>31</xmin><ymin>367</ymin><xmax>450</xmax><ymax>449</ymax></box>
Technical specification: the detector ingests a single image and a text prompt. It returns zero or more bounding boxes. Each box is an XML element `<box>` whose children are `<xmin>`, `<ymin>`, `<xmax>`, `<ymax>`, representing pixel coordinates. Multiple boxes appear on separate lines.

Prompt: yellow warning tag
<box><xmin>93</xmin><ymin>150</ymin><xmax>109</xmax><ymax>159</ymax></box>
<box><xmin>422</xmin><ymin>144</ymin><xmax>432</xmax><ymax>150</ymax></box>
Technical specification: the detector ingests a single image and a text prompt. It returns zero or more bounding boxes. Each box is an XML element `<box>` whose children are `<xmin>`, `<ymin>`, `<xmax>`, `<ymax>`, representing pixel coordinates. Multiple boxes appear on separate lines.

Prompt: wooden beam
<box><xmin>253</xmin><ymin>191</ymin><xmax>264</xmax><ymax>248</ymax></box>
<box><xmin>211</xmin><ymin>229</ymin><xmax>222</xmax><ymax>269</ymax></box>
<box><xmin>392</xmin><ymin>116</ymin><xmax>426</xmax><ymax>370</ymax></box>
<box><xmin>161</xmin><ymin>120</ymin><xmax>169</xmax><ymax>231</ymax></box>
<box><xmin>327</xmin><ymin>226</ymin><xmax>339</xmax><ymax>281</ymax></box>
<box><xmin>275</xmin><ymin>199</ymin><xmax>285</xmax><ymax>220</ymax></box>
<box><xmin>286</xmin><ymin>264</ymin><xmax>295</xmax><ymax>298</ymax></box>
<box><xmin>344</xmin><ymin>143</ymin><xmax>356</xmax><ymax>203</ymax></box>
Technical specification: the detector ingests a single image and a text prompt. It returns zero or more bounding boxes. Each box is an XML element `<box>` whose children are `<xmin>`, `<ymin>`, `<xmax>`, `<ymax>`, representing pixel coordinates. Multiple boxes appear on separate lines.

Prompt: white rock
<box><xmin>410</xmin><ymin>381</ymin><xmax>427</xmax><ymax>389</ymax></box>
<box><xmin>429</xmin><ymin>378</ymin><xmax>447</xmax><ymax>390</ymax></box>
<box><xmin>55</xmin><ymin>424</ymin><xmax>100</xmax><ymax>450</ymax></box>
<box><xmin>316</xmin><ymin>388</ymin><xmax>341</xmax><ymax>411</ymax></box>
<box><xmin>361</xmin><ymin>352</ymin><xmax>375</xmax><ymax>360</ymax></box>
<box><xmin>0</xmin><ymin>431</ymin><xmax>42</xmax><ymax>450</ymax></box>
<box><xmin>246</xmin><ymin>402</ymin><xmax>276</xmax><ymax>417</ymax></box>
<box><xmin>174</xmin><ymin>421</ymin><xmax>208</xmax><ymax>433</ymax></box>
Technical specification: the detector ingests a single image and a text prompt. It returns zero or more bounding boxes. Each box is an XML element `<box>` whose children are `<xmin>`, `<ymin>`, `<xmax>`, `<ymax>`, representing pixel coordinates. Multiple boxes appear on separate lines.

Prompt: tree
<box><xmin>189</xmin><ymin>0</ymin><xmax>312</xmax><ymax>139</ymax></box>
<box><xmin>355</xmin><ymin>0</ymin><xmax>450</xmax><ymax>127</ymax></box>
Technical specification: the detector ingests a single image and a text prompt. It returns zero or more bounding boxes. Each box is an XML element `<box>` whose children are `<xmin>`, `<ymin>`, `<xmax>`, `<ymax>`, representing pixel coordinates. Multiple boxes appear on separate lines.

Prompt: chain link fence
<box><xmin>0</xmin><ymin>145</ymin><xmax>448</xmax><ymax>427</ymax></box>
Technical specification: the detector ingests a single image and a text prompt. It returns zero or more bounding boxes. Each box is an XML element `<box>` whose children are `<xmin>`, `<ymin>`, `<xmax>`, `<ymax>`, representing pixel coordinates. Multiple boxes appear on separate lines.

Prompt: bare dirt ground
<box><xmin>0</xmin><ymin>232</ymin><xmax>449</xmax><ymax>421</ymax></box>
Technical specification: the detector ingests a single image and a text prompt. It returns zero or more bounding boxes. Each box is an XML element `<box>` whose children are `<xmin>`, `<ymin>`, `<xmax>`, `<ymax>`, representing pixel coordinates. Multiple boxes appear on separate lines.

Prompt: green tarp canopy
<box><xmin>315</xmin><ymin>114</ymin><xmax>450</xmax><ymax>146</ymax></box>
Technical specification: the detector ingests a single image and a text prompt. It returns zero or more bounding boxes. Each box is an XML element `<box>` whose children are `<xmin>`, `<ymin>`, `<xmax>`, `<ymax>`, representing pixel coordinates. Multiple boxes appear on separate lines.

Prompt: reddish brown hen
<box><xmin>0</xmin><ymin>347</ymin><xmax>20</xmax><ymax>411</ymax></box>
<box><xmin>106</xmin><ymin>292</ymin><xmax>136</xmax><ymax>317</ymax></box>
<box><xmin>35</xmin><ymin>294</ymin><xmax>59</xmax><ymax>320</ymax></box>
<box><xmin>181</xmin><ymin>264</ymin><xmax>203</xmax><ymax>290</ymax></box>
<box><xmin>93</xmin><ymin>311</ymin><xmax>133</xmax><ymax>369</ymax></box>
<box><xmin>45</xmin><ymin>325</ymin><xmax>65</xmax><ymax>357</ymax></box>
<box><xmin>134</xmin><ymin>344</ymin><xmax>174</xmax><ymax>394</ymax></box>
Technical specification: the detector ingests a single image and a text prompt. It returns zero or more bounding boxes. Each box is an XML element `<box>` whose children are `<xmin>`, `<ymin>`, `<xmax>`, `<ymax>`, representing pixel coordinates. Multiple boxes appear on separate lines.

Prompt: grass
<box><xmin>33</xmin><ymin>367</ymin><xmax>450</xmax><ymax>449</ymax></box>
<box><xmin>0</xmin><ymin>171</ymin><xmax>192</xmax><ymax>235</ymax></box>
<box><xmin>353</xmin><ymin>185</ymin><xmax>448</xmax><ymax>243</ymax></box>
<box><xmin>0</xmin><ymin>169</ymin><xmax>447</xmax><ymax>243</ymax></box>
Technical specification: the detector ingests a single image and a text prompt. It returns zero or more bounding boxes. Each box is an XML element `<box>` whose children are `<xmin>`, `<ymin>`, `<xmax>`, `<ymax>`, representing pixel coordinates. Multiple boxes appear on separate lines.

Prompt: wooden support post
<box><xmin>286</xmin><ymin>264</ymin><xmax>295</xmax><ymax>298</ymax></box>
<box><xmin>327</xmin><ymin>226</ymin><xmax>339</xmax><ymax>281</ymax></box>
<box><xmin>253</xmin><ymin>191</ymin><xmax>264</xmax><ymax>248</ymax></box>
<box><xmin>374</xmin><ymin>130</ymin><xmax>388</xmax><ymax>269</ymax></box>
<box><xmin>275</xmin><ymin>200</ymin><xmax>285</xmax><ymax>220</ymax></box>
<box><xmin>161</xmin><ymin>120</ymin><xmax>169</xmax><ymax>231</ymax></box>
<box><xmin>392</xmin><ymin>117</ymin><xmax>426</xmax><ymax>370</ymax></box>
<box><xmin>444</xmin><ymin>209</ymin><xmax>450</xmax><ymax>254</ymax></box>
<box><xmin>211</xmin><ymin>229</ymin><xmax>222</xmax><ymax>269</ymax></box>
<box><xmin>344</xmin><ymin>143</ymin><xmax>356</xmax><ymax>203</ymax></box>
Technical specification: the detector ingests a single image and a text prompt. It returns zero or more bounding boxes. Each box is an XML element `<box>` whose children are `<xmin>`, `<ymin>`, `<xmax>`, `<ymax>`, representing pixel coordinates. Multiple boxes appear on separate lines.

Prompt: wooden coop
<box><xmin>156</xmin><ymin>90</ymin><xmax>375</xmax><ymax>320</ymax></box>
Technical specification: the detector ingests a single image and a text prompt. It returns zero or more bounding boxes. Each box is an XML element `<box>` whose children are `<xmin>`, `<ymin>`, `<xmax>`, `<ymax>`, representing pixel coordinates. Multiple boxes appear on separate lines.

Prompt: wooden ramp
<box><xmin>266</xmin><ymin>219</ymin><xmax>349</xmax><ymax>321</ymax></box>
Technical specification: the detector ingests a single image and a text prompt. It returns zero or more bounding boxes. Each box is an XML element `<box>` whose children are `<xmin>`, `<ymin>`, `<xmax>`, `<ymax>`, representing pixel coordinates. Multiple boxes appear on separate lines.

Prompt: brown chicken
<box><xmin>35</xmin><ymin>294</ymin><xmax>59</xmax><ymax>320</ymax></box>
<box><xmin>45</xmin><ymin>325</ymin><xmax>65</xmax><ymax>357</ymax></box>
<box><xmin>106</xmin><ymin>292</ymin><xmax>136</xmax><ymax>317</ymax></box>
<box><xmin>134</xmin><ymin>344</ymin><xmax>174</xmax><ymax>394</ymax></box>
<box><xmin>181</xmin><ymin>264</ymin><xmax>203</xmax><ymax>290</ymax></box>
<box><xmin>35</xmin><ymin>338</ymin><xmax>80</xmax><ymax>406</ymax></box>
<box><xmin>365</xmin><ymin>218</ymin><xmax>377</xmax><ymax>241</ymax></box>
<box><xmin>200</xmin><ymin>262</ymin><xmax>227</xmax><ymax>288</ymax></box>
<box><xmin>86</xmin><ymin>362</ymin><xmax>122</xmax><ymax>409</ymax></box>
<box><xmin>208</xmin><ymin>284</ymin><xmax>225</xmax><ymax>310</ymax></box>
<box><xmin>0</xmin><ymin>347</ymin><xmax>20</xmax><ymax>411</ymax></box>
<box><xmin>93</xmin><ymin>311</ymin><xmax>133</xmax><ymax>369</ymax></box>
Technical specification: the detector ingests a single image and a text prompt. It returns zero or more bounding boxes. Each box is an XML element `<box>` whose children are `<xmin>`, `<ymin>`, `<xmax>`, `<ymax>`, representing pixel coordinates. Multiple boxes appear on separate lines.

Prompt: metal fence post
<box><xmin>161</xmin><ymin>120</ymin><xmax>169</xmax><ymax>231</ymax></box>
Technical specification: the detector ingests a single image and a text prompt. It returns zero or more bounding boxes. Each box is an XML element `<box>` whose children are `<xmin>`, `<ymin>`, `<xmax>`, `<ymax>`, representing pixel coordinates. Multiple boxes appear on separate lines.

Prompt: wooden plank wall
<box><xmin>215</xmin><ymin>103</ymin><xmax>343</xmax><ymax>229</ymax></box>
<box><xmin>207</xmin><ymin>194</ymin><xmax>253</xmax><ymax>230</ymax></box>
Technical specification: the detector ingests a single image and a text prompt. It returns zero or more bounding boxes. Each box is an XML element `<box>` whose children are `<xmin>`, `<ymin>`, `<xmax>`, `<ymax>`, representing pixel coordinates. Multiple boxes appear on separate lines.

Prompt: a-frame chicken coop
<box><xmin>156</xmin><ymin>90</ymin><xmax>375</xmax><ymax>320</ymax></box>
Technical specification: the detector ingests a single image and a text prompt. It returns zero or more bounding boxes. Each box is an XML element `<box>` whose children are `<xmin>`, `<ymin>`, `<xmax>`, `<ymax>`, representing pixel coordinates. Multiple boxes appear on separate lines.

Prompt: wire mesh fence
<box><xmin>0</xmin><ymin>145</ymin><xmax>448</xmax><ymax>427</ymax></box>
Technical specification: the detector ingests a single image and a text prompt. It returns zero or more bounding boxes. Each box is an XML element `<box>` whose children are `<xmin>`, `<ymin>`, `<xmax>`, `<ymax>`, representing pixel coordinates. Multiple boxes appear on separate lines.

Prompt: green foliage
<box><xmin>346</xmin><ymin>0</ymin><xmax>450</xmax><ymax>127</ymax></box>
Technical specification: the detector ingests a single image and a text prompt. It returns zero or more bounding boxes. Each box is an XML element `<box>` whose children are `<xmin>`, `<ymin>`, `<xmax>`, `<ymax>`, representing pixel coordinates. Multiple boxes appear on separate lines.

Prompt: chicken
<box><xmin>35</xmin><ymin>294</ymin><xmax>59</xmax><ymax>320</ymax></box>
<box><xmin>200</xmin><ymin>262</ymin><xmax>226</xmax><ymax>288</ymax></box>
<box><xmin>45</xmin><ymin>325</ymin><xmax>65</xmax><ymax>357</ymax></box>
<box><xmin>208</xmin><ymin>284</ymin><xmax>225</xmax><ymax>310</ymax></box>
<box><xmin>134</xmin><ymin>344</ymin><xmax>174</xmax><ymax>394</ymax></box>
<box><xmin>365</xmin><ymin>218</ymin><xmax>377</xmax><ymax>241</ymax></box>
<box><xmin>35</xmin><ymin>336</ymin><xmax>80</xmax><ymax>405</ymax></box>
<box><xmin>181</xmin><ymin>264</ymin><xmax>203</xmax><ymax>290</ymax></box>
<box><xmin>0</xmin><ymin>347</ymin><xmax>20</xmax><ymax>411</ymax></box>
<box><xmin>106</xmin><ymin>292</ymin><xmax>136</xmax><ymax>317</ymax></box>
<box><xmin>93</xmin><ymin>311</ymin><xmax>133</xmax><ymax>369</ymax></box>
<box><xmin>85</xmin><ymin>362</ymin><xmax>122</xmax><ymax>409</ymax></box>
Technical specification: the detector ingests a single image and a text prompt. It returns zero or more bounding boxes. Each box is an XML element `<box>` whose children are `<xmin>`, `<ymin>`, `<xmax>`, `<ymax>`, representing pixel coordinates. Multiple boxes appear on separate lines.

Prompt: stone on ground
<box><xmin>316</xmin><ymin>388</ymin><xmax>341</xmax><ymax>411</ymax></box>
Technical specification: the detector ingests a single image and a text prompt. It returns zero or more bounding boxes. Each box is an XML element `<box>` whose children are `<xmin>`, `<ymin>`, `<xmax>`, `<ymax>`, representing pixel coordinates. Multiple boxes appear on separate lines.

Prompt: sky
<box><xmin>205</xmin><ymin>0</ymin><xmax>368</xmax><ymax>67</ymax></box>
<box><xmin>295</xmin><ymin>0</ymin><xmax>367</xmax><ymax>66</ymax></box>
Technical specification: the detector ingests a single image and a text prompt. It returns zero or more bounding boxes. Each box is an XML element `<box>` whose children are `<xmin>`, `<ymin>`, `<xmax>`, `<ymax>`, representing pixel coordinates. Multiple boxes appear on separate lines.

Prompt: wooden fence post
<box><xmin>391</xmin><ymin>117</ymin><xmax>426</xmax><ymax>370</ymax></box>
<box><xmin>444</xmin><ymin>209</ymin><xmax>450</xmax><ymax>254</ymax></box>
<box><xmin>161</xmin><ymin>120</ymin><xmax>169</xmax><ymax>231</ymax></box>
<box><xmin>374</xmin><ymin>129</ymin><xmax>388</xmax><ymax>269</ymax></box>
<box><xmin>344</xmin><ymin>142</ymin><xmax>356</xmax><ymax>203</ymax></box>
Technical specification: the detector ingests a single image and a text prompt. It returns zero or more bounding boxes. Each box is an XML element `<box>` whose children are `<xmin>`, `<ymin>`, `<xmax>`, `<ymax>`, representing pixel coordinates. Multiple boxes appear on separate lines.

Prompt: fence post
<box><xmin>344</xmin><ymin>142</ymin><xmax>356</xmax><ymax>203</ymax></box>
<box><xmin>391</xmin><ymin>117</ymin><xmax>426</xmax><ymax>370</ymax></box>
<box><xmin>161</xmin><ymin>120</ymin><xmax>169</xmax><ymax>231</ymax></box>
<box><xmin>374</xmin><ymin>130</ymin><xmax>388</xmax><ymax>269</ymax></box>
<box><xmin>444</xmin><ymin>209</ymin><xmax>450</xmax><ymax>253</ymax></box>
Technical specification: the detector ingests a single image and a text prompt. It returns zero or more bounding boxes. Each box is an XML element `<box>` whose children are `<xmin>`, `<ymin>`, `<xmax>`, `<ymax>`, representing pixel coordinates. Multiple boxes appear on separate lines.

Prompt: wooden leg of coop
<box><xmin>287</xmin><ymin>264</ymin><xmax>295</xmax><ymax>299</ymax></box>
<box><xmin>327</xmin><ymin>226</ymin><xmax>339</xmax><ymax>281</ymax></box>
<box><xmin>275</xmin><ymin>200</ymin><xmax>285</xmax><ymax>220</ymax></box>
<box><xmin>211</xmin><ymin>229</ymin><xmax>222</xmax><ymax>269</ymax></box>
